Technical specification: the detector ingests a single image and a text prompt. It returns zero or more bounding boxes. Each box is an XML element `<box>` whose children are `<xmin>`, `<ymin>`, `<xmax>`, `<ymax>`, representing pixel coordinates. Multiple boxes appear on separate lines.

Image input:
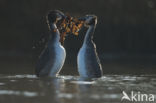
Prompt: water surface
<box><xmin>0</xmin><ymin>74</ymin><xmax>156</xmax><ymax>103</ymax></box>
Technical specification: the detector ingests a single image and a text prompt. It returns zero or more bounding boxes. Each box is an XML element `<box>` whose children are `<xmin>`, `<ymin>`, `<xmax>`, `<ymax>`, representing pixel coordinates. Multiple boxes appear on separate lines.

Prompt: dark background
<box><xmin>0</xmin><ymin>0</ymin><xmax>156</xmax><ymax>75</ymax></box>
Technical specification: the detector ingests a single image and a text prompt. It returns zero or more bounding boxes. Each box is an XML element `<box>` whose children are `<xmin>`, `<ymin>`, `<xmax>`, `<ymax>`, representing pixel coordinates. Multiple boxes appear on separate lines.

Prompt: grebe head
<box><xmin>83</xmin><ymin>15</ymin><xmax>97</xmax><ymax>26</ymax></box>
<box><xmin>47</xmin><ymin>10</ymin><xmax>65</xmax><ymax>24</ymax></box>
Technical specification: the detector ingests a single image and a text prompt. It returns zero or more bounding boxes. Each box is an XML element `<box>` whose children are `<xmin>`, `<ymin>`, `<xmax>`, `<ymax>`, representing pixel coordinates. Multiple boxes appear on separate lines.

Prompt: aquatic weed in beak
<box><xmin>56</xmin><ymin>14</ymin><xmax>85</xmax><ymax>45</ymax></box>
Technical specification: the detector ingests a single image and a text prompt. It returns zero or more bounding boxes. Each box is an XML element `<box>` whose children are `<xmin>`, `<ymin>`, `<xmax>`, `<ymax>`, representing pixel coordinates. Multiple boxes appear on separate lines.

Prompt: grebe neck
<box><xmin>83</xmin><ymin>24</ymin><xmax>96</xmax><ymax>45</ymax></box>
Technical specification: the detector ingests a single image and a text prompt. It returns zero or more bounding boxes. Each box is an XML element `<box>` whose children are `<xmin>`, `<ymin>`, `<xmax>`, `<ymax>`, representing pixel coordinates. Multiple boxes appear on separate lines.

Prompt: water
<box><xmin>0</xmin><ymin>74</ymin><xmax>156</xmax><ymax>103</ymax></box>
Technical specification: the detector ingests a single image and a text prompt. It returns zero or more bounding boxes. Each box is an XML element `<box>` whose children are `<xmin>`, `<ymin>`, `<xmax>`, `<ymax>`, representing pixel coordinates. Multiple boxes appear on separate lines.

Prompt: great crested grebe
<box><xmin>35</xmin><ymin>10</ymin><xmax>66</xmax><ymax>77</ymax></box>
<box><xmin>77</xmin><ymin>15</ymin><xmax>103</xmax><ymax>78</ymax></box>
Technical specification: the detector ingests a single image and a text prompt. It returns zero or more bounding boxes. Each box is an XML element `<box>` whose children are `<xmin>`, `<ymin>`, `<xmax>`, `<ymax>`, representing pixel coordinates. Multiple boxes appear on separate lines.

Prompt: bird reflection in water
<box><xmin>37</xmin><ymin>76</ymin><xmax>96</xmax><ymax>103</ymax></box>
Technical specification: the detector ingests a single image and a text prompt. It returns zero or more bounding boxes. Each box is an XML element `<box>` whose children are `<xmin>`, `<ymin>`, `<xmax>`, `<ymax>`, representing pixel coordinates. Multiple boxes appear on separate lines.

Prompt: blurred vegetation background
<box><xmin>0</xmin><ymin>0</ymin><xmax>156</xmax><ymax>74</ymax></box>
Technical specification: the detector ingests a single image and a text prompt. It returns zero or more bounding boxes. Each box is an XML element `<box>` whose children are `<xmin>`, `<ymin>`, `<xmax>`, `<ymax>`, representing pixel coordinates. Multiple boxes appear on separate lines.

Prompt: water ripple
<box><xmin>0</xmin><ymin>90</ymin><xmax>38</xmax><ymax>97</ymax></box>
